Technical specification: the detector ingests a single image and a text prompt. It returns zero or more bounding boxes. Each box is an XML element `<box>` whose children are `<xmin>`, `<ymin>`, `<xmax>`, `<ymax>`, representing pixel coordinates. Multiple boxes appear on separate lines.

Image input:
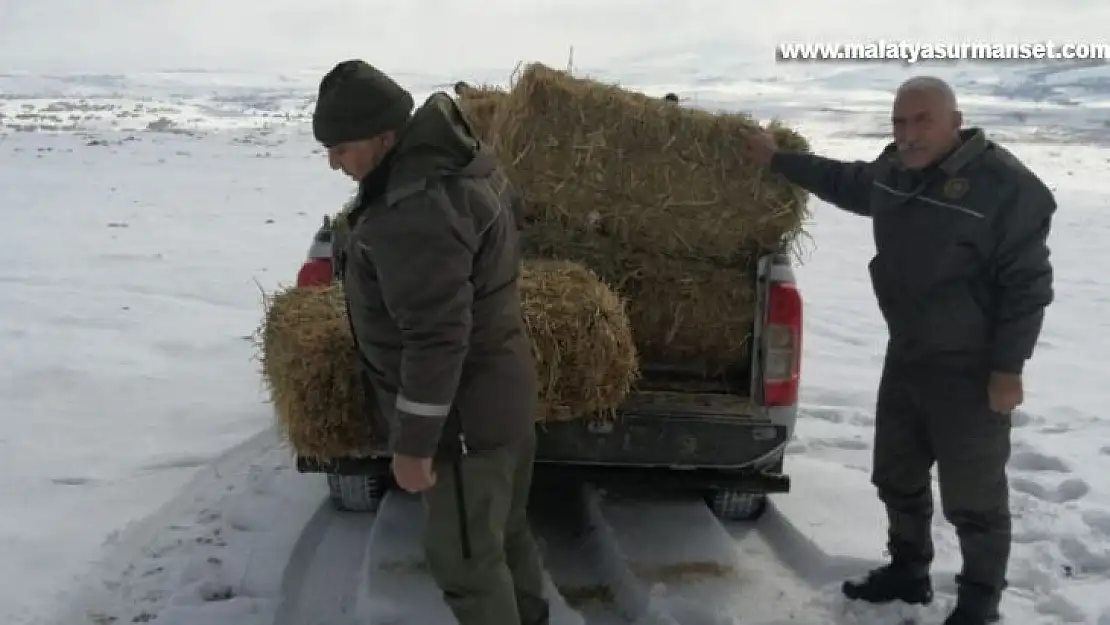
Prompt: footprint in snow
<box><xmin>804</xmin><ymin>407</ymin><xmax>875</xmax><ymax>428</ymax></box>
<box><xmin>197</xmin><ymin>580</ymin><xmax>235</xmax><ymax>602</ymax></box>
<box><xmin>821</xmin><ymin>437</ymin><xmax>871</xmax><ymax>451</ymax></box>
<box><xmin>1034</xmin><ymin>592</ymin><xmax>1088</xmax><ymax>623</ymax></box>
<box><xmin>1009</xmin><ymin>408</ymin><xmax>1035</xmax><ymax>428</ymax></box>
<box><xmin>1057</xmin><ymin>536</ymin><xmax>1110</xmax><ymax>576</ymax></box>
<box><xmin>1011</xmin><ymin>526</ymin><xmax>1054</xmax><ymax>544</ymax></box>
<box><xmin>1008</xmin><ymin>450</ymin><xmax>1071</xmax><ymax>473</ymax></box>
<box><xmin>52</xmin><ymin>476</ymin><xmax>97</xmax><ymax>486</ymax></box>
<box><xmin>800</xmin><ymin>406</ymin><xmax>849</xmax><ymax>424</ymax></box>
<box><xmin>1011</xmin><ymin>476</ymin><xmax>1090</xmax><ymax>504</ymax></box>
<box><xmin>1081</xmin><ymin>509</ymin><xmax>1110</xmax><ymax>537</ymax></box>
<box><xmin>138</xmin><ymin>454</ymin><xmax>214</xmax><ymax>472</ymax></box>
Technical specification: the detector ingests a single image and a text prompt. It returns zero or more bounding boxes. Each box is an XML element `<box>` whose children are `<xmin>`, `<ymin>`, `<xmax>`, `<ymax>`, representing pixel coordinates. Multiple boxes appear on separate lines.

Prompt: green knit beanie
<box><xmin>313</xmin><ymin>60</ymin><xmax>414</xmax><ymax>147</ymax></box>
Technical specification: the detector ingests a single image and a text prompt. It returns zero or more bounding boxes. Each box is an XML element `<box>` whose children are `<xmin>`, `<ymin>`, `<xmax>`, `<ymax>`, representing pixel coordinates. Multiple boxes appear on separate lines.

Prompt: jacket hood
<box><xmin>388</xmin><ymin>92</ymin><xmax>498</xmax><ymax>188</ymax></box>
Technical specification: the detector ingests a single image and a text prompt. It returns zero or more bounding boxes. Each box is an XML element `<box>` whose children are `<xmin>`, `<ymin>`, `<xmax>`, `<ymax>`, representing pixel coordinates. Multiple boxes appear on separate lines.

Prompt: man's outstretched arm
<box><xmin>770</xmin><ymin>151</ymin><xmax>877</xmax><ymax>217</ymax></box>
<box><xmin>742</xmin><ymin>129</ymin><xmax>879</xmax><ymax>217</ymax></box>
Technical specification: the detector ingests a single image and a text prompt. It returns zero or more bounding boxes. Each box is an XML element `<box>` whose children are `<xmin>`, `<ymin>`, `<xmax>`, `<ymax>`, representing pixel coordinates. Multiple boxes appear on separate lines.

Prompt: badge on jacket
<box><xmin>943</xmin><ymin>177</ymin><xmax>969</xmax><ymax>199</ymax></box>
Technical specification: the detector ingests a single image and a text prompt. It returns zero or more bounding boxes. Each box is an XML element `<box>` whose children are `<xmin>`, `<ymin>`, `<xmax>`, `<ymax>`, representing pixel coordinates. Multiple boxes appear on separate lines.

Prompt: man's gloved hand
<box><xmin>988</xmin><ymin>371</ymin><xmax>1023</xmax><ymax>414</ymax></box>
<box><xmin>740</xmin><ymin>128</ymin><xmax>779</xmax><ymax>167</ymax></box>
<box><xmin>392</xmin><ymin>453</ymin><xmax>437</xmax><ymax>493</ymax></box>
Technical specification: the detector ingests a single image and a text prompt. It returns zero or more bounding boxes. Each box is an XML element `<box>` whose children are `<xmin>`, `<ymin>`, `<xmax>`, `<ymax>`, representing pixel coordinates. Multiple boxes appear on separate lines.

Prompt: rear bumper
<box><xmin>534</xmin><ymin>410</ymin><xmax>790</xmax><ymax>470</ymax></box>
<box><xmin>297</xmin><ymin>453</ymin><xmax>389</xmax><ymax>476</ymax></box>
<box><xmin>533</xmin><ymin>462</ymin><xmax>791</xmax><ymax>494</ymax></box>
<box><xmin>296</xmin><ymin>453</ymin><xmax>791</xmax><ymax>494</ymax></box>
<box><xmin>296</xmin><ymin>404</ymin><xmax>795</xmax><ymax>478</ymax></box>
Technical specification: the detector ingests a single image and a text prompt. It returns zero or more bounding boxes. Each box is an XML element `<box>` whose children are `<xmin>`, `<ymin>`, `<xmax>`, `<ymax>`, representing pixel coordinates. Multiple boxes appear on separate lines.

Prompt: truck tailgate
<box><xmin>535</xmin><ymin>389</ymin><xmax>785</xmax><ymax>469</ymax></box>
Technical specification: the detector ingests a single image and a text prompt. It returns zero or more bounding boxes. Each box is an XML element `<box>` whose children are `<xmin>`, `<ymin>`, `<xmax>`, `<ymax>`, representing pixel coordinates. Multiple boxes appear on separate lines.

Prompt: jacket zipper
<box><xmin>453</xmin><ymin>433</ymin><xmax>472</xmax><ymax>560</ymax></box>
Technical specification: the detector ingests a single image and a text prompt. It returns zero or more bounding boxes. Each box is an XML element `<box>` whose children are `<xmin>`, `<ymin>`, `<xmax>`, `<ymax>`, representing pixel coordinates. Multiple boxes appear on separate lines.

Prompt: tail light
<box><xmin>763</xmin><ymin>281</ymin><xmax>802</xmax><ymax>406</ymax></box>
<box><xmin>296</xmin><ymin>258</ymin><xmax>333</xmax><ymax>288</ymax></box>
<box><xmin>295</xmin><ymin>216</ymin><xmax>335</xmax><ymax>288</ymax></box>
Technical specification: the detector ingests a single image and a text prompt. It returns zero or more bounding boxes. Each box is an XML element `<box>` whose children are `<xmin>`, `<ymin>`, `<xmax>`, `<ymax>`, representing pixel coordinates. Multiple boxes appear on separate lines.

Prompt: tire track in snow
<box><xmin>275</xmin><ymin>502</ymin><xmax>377</xmax><ymax>625</ymax></box>
<box><xmin>275</xmin><ymin>490</ymin><xmax>592</xmax><ymax>625</ymax></box>
<box><xmin>354</xmin><ymin>491</ymin><xmax>593</xmax><ymax>625</ymax></box>
<box><xmin>531</xmin><ymin>483</ymin><xmax>631</xmax><ymax>625</ymax></box>
<box><xmin>354</xmin><ymin>492</ymin><xmax>456</xmax><ymax>624</ymax></box>
<box><xmin>275</xmin><ymin>483</ymin><xmax>836</xmax><ymax>625</ymax></box>
<box><xmin>581</xmin><ymin>488</ymin><xmax>829</xmax><ymax>625</ymax></box>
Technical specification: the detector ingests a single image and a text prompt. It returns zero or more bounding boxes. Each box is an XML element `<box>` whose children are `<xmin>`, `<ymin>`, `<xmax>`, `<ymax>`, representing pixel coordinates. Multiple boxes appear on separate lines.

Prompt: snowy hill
<box><xmin>2</xmin><ymin>1</ymin><xmax>1109</xmax><ymax>624</ymax></box>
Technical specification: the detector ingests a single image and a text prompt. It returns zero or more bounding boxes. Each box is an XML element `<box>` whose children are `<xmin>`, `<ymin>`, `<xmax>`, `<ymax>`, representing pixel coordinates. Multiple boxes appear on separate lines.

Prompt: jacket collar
<box><xmin>883</xmin><ymin>127</ymin><xmax>988</xmax><ymax>176</ymax></box>
<box><xmin>937</xmin><ymin>127</ymin><xmax>987</xmax><ymax>175</ymax></box>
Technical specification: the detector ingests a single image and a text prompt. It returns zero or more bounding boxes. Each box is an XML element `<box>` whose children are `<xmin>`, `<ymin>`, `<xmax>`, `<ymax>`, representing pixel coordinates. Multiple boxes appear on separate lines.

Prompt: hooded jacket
<box><xmin>336</xmin><ymin>93</ymin><xmax>536</xmax><ymax>458</ymax></box>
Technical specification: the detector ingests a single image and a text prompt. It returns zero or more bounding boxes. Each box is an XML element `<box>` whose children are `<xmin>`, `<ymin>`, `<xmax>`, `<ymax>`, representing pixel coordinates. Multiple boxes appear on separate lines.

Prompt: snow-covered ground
<box><xmin>2</xmin><ymin>1</ymin><xmax>1109</xmax><ymax>624</ymax></box>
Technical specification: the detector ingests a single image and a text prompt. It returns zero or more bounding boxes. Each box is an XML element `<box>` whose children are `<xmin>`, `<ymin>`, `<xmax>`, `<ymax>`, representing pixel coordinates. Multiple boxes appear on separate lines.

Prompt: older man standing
<box><xmin>311</xmin><ymin>60</ymin><xmax>549</xmax><ymax>625</ymax></box>
<box><xmin>742</xmin><ymin>76</ymin><xmax>1056</xmax><ymax>624</ymax></box>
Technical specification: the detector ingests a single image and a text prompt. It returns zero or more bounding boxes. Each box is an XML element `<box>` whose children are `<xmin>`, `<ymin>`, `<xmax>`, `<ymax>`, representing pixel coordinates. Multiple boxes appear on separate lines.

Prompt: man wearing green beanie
<box><xmin>314</xmin><ymin>59</ymin><xmax>549</xmax><ymax>625</ymax></box>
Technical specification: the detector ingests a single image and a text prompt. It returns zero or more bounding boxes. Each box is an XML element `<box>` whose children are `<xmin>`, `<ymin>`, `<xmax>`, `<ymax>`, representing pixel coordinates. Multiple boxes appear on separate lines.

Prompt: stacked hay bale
<box><xmin>520</xmin><ymin>227</ymin><xmax>762</xmax><ymax>369</ymax></box>
<box><xmin>485</xmin><ymin>63</ymin><xmax>810</xmax><ymax>374</ymax></box>
<box><xmin>521</xmin><ymin>260</ymin><xmax>639</xmax><ymax>422</ymax></box>
<box><xmin>453</xmin><ymin>81</ymin><xmax>508</xmax><ymax>144</ymax></box>
<box><xmin>259</xmin><ymin>261</ymin><xmax>639</xmax><ymax>460</ymax></box>
<box><xmin>259</xmin><ymin>285</ymin><xmax>375</xmax><ymax>459</ymax></box>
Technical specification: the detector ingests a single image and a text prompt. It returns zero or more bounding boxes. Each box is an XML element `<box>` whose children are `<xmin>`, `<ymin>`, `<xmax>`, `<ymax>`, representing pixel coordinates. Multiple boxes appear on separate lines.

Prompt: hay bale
<box><xmin>455</xmin><ymin>83</ymin><xmax>508</xmax><ymax>144</ymax></box>
<box><xmin>259</xmin><ymin>284</ymin><xmax>375</xmax><ymax>460</ymax></box>
<box><xmin>521</xmin><ymin>228</ymin><xmax>756</xmax><ymax>374</ymax></box>
<box><xmin>520</xmin><ymin>259</ymin><xmax>639</xmax><ymax>422</ymax></box>
<box><xmin>490</xmin><ymin>63</ymin><xmax>810</xmax><ymax>261</ymax></box>
<box><xmin>258</xmin><ymin>260</ymin><xmax>638</xmax><ymax>459</ymax></box>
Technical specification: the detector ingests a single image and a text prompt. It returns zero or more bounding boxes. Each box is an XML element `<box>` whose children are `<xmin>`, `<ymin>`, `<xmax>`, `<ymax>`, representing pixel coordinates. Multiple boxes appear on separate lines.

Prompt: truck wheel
<box><xmin>326</xmin><ymin>473</ymin><xmax>389</xmax><ymax>513</ymax></box>
<box><xmin>707</xmin><ymin>489</ymin><xmax>767</xmax><ymax>522</ymax></box>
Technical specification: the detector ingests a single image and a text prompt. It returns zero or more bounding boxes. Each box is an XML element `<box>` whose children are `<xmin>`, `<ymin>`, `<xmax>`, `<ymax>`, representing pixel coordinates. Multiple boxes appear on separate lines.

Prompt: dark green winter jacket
<box><xmin>337</xmin><ymin>93</ymin><xmax>536</xmax><ymax>458</ymax></box>
<box><xmin>771</xmin><ymin>128</ymin><xmax>1055</xmax><ymax>374</ymax></box>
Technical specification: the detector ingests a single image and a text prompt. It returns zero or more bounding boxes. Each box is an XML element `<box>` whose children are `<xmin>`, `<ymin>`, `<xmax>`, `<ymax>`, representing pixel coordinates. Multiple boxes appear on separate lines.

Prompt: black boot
<box><xmin>944</xmin><ymin>577</ymin><xmax>1001</xmax><ymax>624</ymax></box>
<box><xmin>842</xmin><ymin>563</ymin><xmax>933</xmax><ymax>605</ymax></box>
<box><xmin>943</xmin><ymin>605</ymin><xmax>1000</xmax><ymax>625</ymax></box>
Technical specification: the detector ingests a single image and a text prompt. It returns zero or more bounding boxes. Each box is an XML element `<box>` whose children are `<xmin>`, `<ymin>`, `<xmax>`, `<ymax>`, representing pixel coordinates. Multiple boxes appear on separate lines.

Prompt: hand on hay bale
<box><xmin>257</xmin><ymin>261</ymin><xmax>639</xmax><ymax>460</ymax></box>
<box><xmin>740</xmin><ymin>127</ymin><xmax>779</xmax><ymax>166</ymax></box>
<box><xmin>740</xmin><ymin>120</ymin><xmax>810</xmax><ymax>168</ymax></box>
<box><xmin>488</xmin><ymin>62</ymin><xmax>812</xmax><ymax>261</ymax></box>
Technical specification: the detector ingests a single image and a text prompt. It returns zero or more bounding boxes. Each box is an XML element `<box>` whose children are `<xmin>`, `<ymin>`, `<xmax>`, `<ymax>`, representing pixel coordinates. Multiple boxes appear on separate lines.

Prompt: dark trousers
<box><xmin>421</xmin><ymin>431</ymin><xmax>550</xmax><ymax>625</ymax></box>
<box><xmin>872</xmin><ymin>358</ymin><xmax>1012</xmax><ymax>604</ymax></box>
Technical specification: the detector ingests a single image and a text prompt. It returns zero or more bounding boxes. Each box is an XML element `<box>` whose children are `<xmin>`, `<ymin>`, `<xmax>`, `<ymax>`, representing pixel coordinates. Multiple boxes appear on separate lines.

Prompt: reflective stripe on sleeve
<box><xmin>396</xmin><ymin>395</ymin><xmax>451</xmax><ymax>417</ymax></box>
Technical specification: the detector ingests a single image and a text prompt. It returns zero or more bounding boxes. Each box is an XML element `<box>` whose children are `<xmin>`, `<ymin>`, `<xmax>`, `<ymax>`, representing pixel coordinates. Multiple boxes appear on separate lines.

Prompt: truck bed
<box><xmin>618</xmin><ymin>389</ymin><xmax>754</xmax><ymax>418</ymax></box>
<box><xmin>531</xmin><ymin>359</ymin><xmax>783</xmax><ymax>470</ymax></box>
<box><xmin>609</xmin><ymin>360</ymin><xmax>755</xmax><ymax>421</ymax></box>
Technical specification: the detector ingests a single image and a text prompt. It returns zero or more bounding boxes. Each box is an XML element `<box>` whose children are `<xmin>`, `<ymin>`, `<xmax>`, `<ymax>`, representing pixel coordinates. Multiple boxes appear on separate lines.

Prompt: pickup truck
<box><xmin>291</xmin><ymin>214</ymin><xmax>802</xmax><ymax>522</ymax></box>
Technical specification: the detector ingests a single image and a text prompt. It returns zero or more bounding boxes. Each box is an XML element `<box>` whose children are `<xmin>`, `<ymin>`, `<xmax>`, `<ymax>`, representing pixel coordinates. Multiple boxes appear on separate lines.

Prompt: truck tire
<box><xmin>707</xmin><ymin>489</ymin><xmax>767</xmax><ymax>522</ymax></box>
<box><xmin>326</xmin><ymin>473</ymin><xmax>389</xmax><ymax>513</ymax></box>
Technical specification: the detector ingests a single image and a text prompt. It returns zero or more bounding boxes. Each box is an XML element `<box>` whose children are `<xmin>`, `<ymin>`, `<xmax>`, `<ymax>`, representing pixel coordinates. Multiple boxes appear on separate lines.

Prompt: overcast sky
<box><xmin>0</xmin><ymin>0</ymin><xmax>1104</xmax><ymax>75</ymax></box>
